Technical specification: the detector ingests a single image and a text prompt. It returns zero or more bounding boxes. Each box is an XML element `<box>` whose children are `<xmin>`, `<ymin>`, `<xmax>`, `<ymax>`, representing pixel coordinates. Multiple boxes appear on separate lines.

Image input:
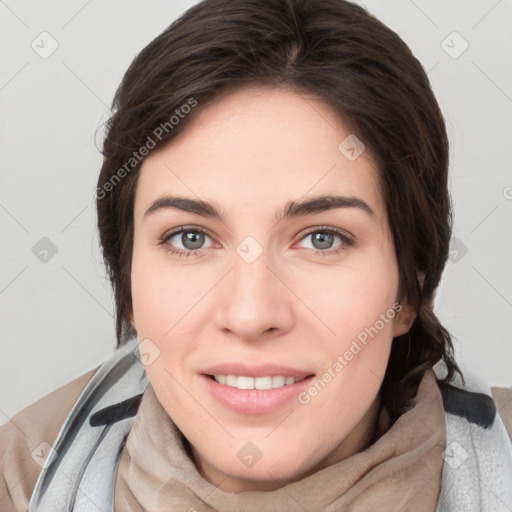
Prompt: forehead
<box><xmin>134</xmin><ymin>86</ymin><xmax>385</xmax><ymax>221</ymax></box>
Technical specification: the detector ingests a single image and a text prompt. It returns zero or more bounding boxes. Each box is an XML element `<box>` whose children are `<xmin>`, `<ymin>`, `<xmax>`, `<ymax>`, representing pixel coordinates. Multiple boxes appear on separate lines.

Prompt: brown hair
<box><xmin>97</xmin><ymin>0</ymin><xmax>461</xmax><ymax>421</ymax></box>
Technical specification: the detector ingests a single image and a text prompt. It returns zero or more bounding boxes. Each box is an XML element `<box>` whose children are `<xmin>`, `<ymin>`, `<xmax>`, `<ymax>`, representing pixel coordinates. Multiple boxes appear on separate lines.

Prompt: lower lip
<box><xmin>200</xmin><ymin>374</ymin><xmax>315</xmax><ymax>415</ymax></box>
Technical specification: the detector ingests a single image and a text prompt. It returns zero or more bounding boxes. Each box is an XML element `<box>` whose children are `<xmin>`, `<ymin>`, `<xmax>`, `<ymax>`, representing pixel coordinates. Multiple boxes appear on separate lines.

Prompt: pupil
<box><xmin>182</xmin><ymin>231</ymin><xmax>204</xmax><ymax>250</ymax></box>
<box><xmin>312</xmin><ymin>232</ymin><xmax>333</xmax><ymax>250</ymax></box>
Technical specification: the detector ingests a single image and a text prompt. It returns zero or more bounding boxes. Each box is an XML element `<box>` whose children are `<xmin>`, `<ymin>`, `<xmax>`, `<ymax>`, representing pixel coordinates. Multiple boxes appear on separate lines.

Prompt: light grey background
<box><xmin>1</xmin><ymin>0</ymin><xmax>511</xmax><ymax>426</ymax></box>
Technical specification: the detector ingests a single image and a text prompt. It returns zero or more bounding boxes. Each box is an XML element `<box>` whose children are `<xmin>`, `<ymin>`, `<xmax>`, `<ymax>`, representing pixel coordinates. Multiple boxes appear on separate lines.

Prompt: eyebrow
<box><xmin>143</xmin><ymin>194</ymin><xmax>374</xmax><ymax>222</ymax></box>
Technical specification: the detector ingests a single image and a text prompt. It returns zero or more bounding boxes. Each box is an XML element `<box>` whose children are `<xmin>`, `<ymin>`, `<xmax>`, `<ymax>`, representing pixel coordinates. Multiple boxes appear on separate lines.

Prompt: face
<box><xmin>130</xmin><ymin>86</ymin><xmax>414</xmax><ymax>492</ymax></box>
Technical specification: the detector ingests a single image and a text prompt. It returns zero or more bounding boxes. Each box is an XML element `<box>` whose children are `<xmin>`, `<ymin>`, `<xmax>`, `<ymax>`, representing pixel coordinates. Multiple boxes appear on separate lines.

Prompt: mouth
<box><xmin>205</xmin><ymin>374</ymin><xmax>310</xmax><ymax>390</ymax></box>
<box><xmin>200</xmin><ymin>364</ymin><xmax>315</xmax><ymax>414</ymax></box>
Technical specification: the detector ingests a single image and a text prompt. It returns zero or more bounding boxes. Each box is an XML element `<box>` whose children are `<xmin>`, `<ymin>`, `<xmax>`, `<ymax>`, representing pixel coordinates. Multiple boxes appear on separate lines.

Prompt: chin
<box><xmin>203</xmin><ymin>444</ymin><xmax>319</xmax><ymax>488</ymax></box>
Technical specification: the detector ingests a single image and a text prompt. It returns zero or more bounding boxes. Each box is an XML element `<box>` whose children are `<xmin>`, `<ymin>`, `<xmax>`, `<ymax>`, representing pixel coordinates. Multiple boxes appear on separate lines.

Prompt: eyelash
<box><xmin>158</xmin><ymin>225</ymin><xmax>353</xmax><ymax>258</ymax></box>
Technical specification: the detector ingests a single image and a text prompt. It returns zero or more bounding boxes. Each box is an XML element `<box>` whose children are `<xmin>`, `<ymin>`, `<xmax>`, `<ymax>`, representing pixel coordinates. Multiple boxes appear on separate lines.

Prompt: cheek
<box><xmin>296</xmin><ymin>272</ymin><xmax>397</xmax><ymax>449</ymax></box>
<box><xmin>131</xmin><ymin>247</ymin><xmax>205</xmax><ymax>337</ymax></box>
<box><xmin>295</xmin><ymin>255</ymin><xmax>399</xmax><ymax>344</ymax></box>
<box><xmin>130</xmin><ymin>253</ymin><xmax>203</xmax><ymax>406</ymax></box>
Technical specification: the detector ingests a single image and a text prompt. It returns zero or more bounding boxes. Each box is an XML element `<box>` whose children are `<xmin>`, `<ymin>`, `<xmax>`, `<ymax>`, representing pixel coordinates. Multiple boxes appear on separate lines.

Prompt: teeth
<box><xmin>212</xmin><ymin>374</ymin><xmax>302</xmax><ymax>390</ymax></box>
<box><xmin>272</xmin><ymin>375</ymin><xmax>285</xmax><ymax>388</ymax></box>
<box><xmin>226</xmin><ymin>375</ymin><xmax>237</xmax><ymax>387</ymax></box>
<box><xmin>255</xmin><ymin>376</ymin><xmax>272</xmax><ymax>390</ymax></box>
<box><xmin>237</xmin><ymin>376</ymin><xmax>255</xmax><ymax>390</ymax></box>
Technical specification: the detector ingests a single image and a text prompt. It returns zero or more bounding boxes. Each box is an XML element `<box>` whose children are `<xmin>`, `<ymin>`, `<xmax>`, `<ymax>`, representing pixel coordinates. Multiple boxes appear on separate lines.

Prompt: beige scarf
<box><xmin>114</xmin><ymin>370</ymin><xmax>445</xmax><ymax>511</ymax></box>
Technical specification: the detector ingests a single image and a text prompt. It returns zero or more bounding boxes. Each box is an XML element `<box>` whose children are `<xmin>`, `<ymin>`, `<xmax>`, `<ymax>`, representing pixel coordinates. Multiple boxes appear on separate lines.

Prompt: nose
<box><xmin>213</xmin><ymin>247</ymin><xmax>294</xmax><ymax>342</ymax></box>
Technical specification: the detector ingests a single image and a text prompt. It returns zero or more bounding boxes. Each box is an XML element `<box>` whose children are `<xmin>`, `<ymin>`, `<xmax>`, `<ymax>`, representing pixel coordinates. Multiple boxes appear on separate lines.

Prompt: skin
<box><xmin>130</xmin><ymin>86</ymin><xmax>416</xmax><ymax>493</ymax></box>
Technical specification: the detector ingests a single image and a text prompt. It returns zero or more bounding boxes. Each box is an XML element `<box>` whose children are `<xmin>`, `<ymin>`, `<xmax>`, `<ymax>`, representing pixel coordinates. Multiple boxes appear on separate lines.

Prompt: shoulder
<box><xmin>434</xmin><ymin>378</ymin><xmax>512</xmax><ymax>509</ymax></box>
<box><xmin>491</xmin><ymin>386</ymin><xmax>512</xmax><ymax>440</ymax></box>
<box><xmin>0</xmin><ymin>367</ymin><xmax>98</xmax><ymax>512</ymax></box>
<box><xmin>436</xmin><ymin>378</ymin><xmax>512</xmax><ymax>438</ymax></box>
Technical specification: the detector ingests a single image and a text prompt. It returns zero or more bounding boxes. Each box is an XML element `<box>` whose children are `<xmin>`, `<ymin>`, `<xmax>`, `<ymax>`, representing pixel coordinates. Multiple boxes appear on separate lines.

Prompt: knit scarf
<box><xmin>114</xmin><ymin>370</ymin><xmax>445</xmax><ymax>512</ymax></box>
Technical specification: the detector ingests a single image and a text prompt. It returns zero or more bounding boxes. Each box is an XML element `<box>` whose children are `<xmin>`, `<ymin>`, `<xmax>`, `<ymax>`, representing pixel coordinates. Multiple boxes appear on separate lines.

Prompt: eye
<box><xmin>159</xmin><ymin>225</ymin><xmax>353</xmax><ymax>257</ymax></box>
<box><xmin>160</xmin><ymin>226</ymin><xmax>215</xmax><ymax>256</ymax></box>
<box><xmin>295</xmin><ymin>226</ymin><xmax>353</xmax><ymax>255</ymax></box>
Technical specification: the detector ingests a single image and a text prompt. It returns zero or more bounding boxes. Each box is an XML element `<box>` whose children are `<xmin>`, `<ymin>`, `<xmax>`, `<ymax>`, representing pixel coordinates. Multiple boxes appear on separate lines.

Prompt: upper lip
<box><xmin>201</xmin><ymin>363</ymin><xmax>314</xmax><ymax>379</ymax></box>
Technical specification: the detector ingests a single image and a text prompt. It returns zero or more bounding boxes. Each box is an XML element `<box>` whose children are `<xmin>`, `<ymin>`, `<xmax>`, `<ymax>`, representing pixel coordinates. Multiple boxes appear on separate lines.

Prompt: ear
<box><xmin>393</xmin><ymin>300</ymin><xmax>416</xmax><ymax>337</ymax></box>
<box><xmin>393</xmin><ymin>272</ymin><xmax>424</xmax><ymax>337</ymax></box>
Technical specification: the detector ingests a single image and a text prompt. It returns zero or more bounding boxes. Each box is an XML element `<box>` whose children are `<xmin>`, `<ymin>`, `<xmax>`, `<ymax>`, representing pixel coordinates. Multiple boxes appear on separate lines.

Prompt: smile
<box><xmin>211</xmin><ymin>374</ymin><xmax>306</xmax><ymax>390</ymax></box>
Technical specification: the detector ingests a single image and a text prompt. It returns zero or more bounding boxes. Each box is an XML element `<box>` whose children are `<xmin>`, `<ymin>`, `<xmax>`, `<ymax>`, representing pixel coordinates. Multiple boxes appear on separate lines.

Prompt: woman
<box><xmin>2</xmin><ymin>0</ymin><xmax>511</xmax><ymax>510</ymax></box>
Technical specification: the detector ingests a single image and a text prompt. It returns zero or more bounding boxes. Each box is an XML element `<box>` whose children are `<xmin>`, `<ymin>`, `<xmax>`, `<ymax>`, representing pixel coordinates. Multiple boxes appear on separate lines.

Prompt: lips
<box><xmin>200</xmin><ymin>362</ymin><xmax>315</xmax><ymax>414</ymax></box>
<box><xmin>201</xmin><ymin>362</ymin><xmax>313</xmax><ymax>380</ymax></box>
